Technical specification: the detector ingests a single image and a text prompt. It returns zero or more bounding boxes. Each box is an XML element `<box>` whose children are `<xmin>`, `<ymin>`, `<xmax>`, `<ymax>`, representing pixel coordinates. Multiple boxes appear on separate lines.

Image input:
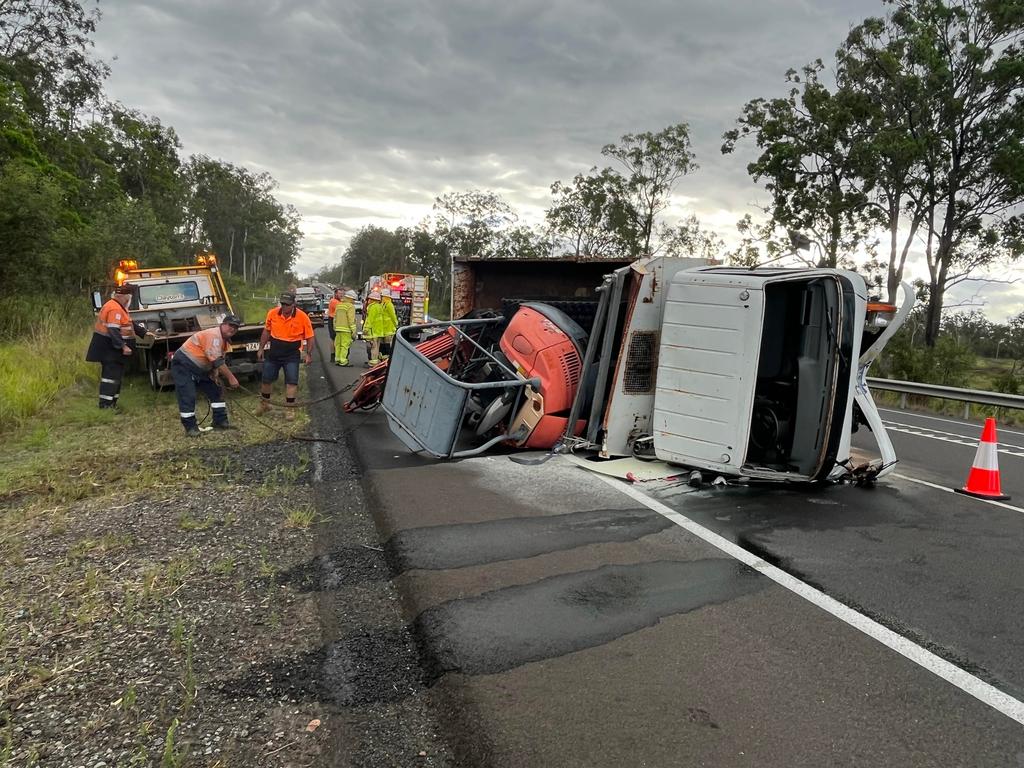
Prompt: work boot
<box><xmin>184</xmin><ymin>426</ymin><xmax>201</xmax><ymax>438</ymax></box>
<box><xmin>256</xmin><ymin>398</ymin><xmax>271</xmax><ymax>416</ymax></box>
<box><xmin>213</xmin><ymin>423</ymin><xmax>237</xmax><ymax>431</ymax></box>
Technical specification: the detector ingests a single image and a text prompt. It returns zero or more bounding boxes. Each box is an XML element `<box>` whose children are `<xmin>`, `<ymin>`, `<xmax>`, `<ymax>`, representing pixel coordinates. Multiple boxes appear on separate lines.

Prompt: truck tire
<box><xmin>147</xmin><ymin>349</ymin><xmax>172</xmax><ymax>392</ymax></box>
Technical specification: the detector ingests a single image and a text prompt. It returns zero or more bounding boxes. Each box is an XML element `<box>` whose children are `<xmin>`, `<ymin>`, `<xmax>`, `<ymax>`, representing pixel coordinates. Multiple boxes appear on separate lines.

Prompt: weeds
<box><xmin>178</xmin><ymin>513</ymin><xmax>212</xmax><ymax>531</ymax></box>
<box><xmin>284</xmin><ymin>505</ymin><xmax>318</xmax><ymax>529</ymax></box>
<box><xmin>160</xmin><ymin>718</ymin><xmax>186</xmax><ymax>768</ymax></box>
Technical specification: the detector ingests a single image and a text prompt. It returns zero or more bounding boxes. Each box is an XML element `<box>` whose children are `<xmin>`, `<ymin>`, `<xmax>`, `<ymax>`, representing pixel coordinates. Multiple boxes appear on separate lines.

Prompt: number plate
<box><xmin>245</xmin><ymin>342</ymin><xmax>260</xmax><ymax>351</ymax></box>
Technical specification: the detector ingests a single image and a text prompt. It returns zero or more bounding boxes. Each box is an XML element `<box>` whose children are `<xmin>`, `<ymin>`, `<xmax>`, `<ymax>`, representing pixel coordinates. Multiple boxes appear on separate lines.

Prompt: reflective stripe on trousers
<box><xmin>171</xmin><ymin>356</ymin><xmax>228</xmax><ymax>430</ymax></box>
<box><xmin>99</xmin><ymin>360</ymin><xmax>125</xmax><ymax>408</ymax></box>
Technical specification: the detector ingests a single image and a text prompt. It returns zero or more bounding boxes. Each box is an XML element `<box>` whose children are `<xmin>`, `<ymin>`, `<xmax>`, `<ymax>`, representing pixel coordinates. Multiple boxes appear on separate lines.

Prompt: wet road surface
<box><xmin>316</xmin><ymin>331</ymin><xmax>1024</xmax><ymax>766</ymax></box>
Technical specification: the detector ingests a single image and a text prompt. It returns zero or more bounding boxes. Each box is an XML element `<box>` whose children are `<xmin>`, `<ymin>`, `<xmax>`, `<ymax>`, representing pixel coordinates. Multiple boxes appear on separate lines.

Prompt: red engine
<box><xmin>499</xmin><ymin>304</ymin><xmax>586</xmax><ymax>448</ymax></box>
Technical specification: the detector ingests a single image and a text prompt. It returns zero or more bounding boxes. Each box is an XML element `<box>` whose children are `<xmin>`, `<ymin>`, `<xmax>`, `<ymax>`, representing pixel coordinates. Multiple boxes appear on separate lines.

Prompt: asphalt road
<box><xmin>315</xmin><ymin>333</ymin><xmax>1024</xmax><ymax>767</ymax></box>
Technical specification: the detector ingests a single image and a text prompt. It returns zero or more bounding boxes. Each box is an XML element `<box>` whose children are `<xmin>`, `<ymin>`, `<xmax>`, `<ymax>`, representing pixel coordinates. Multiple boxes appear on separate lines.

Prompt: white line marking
<box><xmin>884</xmin><ymin>419</ymin><xmax>1024</xmax><ymax>451</ymax></box>
<box><xmin>594</xmin><ymin>473</ymin><xmax>1024</xmax><ymax>726</ymax></box>
<box><xmin>878</xmin><ymin>408</ymin><xmax>1024</xmax><ymax>438</ymax></box>
<box><xmin>883</xmin><ymin>422</ymin><xmax>1024</xmax><ymax>458</ymax></box>
<box><xmin>891</xmin><ymin>473</ymin><xmax>1024</xmax><ymax>515</ymax></box>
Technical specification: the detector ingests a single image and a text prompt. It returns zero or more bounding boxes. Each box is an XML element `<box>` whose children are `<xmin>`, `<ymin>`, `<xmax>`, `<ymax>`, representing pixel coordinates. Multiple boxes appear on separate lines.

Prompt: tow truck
<box><xmin>93</xmin><ymin>254</ymin><xmax>266</xmax><ymax>390</ymax></box>
<box><xmin>374</xmin><ymin>255</ymin><xmax>913</xmax><ymax>485</ymax></box>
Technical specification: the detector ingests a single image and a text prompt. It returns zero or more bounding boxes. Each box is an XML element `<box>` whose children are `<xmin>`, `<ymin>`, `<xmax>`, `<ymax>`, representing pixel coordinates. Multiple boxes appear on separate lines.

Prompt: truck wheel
<box><xmin>147</xmin><ymin>351</ymin><xmax>171</xmax><ymax>392</ymax></box>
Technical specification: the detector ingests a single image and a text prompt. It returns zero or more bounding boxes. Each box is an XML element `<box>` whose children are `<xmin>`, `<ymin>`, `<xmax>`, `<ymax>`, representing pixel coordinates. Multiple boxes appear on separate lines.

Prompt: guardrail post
<box><xmin>900</xmin><ymin>393</ymin><xmax>907</xmax><ymax>410</ymax></box>
<box><xmin>964</xmin><ymin>402</ymin><xmax>970</xmax><ymax>420</ymax></box>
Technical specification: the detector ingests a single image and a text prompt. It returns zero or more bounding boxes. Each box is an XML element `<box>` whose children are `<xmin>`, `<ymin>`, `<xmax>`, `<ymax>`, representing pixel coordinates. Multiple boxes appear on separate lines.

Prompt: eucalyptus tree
<box><xmin>546</xmin><ymin>169</ymin><xmax>637</xmax><ymax>259</ymax></box>
<box><xmin>840</xmin><ymin>0</ymin><xmax>1024</xmax><ymax>346</ymax></box>
<box><xmin>601</xmin><ymin>123</ymin><xmax>696</xmax><ymax>258</ymax></box>
<box><xmin>722</xmin><ymin>61</ymin><xmax>874</xmax><ymax>269</ymax></box>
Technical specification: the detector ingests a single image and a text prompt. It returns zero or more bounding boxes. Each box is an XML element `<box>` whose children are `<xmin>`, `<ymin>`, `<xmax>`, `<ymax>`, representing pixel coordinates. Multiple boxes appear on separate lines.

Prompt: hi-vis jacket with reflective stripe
<box><xmin>176</xmin><ymin>327</ymin><xmax>226</xmax><ymax>371</ymax></box>
<box><xmin>334</xmin><ymin>298</ymin><xmax>356</xmax><ymax>335</ymax></box>
<box><xmin>95</xmin><ymin>299</ymin><xmax>134</xmax><ymax>342</ymax></box>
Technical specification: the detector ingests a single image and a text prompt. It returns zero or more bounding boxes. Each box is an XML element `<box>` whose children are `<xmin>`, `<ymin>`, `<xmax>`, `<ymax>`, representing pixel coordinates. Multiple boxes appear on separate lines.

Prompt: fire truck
<box><xmin>93</xmin><ymin>254</ymin><xmax>266</xmax><ymax>390</ymax></box>
<box><xmin>365</xmin><ymin>273</ymin><xmax>429</xmax><ymax>326</ymax></box>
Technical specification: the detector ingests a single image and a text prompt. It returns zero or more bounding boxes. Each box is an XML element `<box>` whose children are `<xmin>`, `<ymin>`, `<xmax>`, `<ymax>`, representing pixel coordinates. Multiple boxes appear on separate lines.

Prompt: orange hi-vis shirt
<box><xmin>177</xmin><ymin>327</ymin><xmax>226</xmax><ymax>371</ymax></box>
<box><xmin>94</xmin><ymin>299</ymin><xmax>134</xmax><ymax>339</ymax></box>
<box><xmin>265</xmin><ymin>307</ymin><xmax>314</xmax><ymax>342</ymax></box>
<box><xmin>328</xmin><ymin>297</ymin><xmax>340</xmax><ymax>318</ymax></box>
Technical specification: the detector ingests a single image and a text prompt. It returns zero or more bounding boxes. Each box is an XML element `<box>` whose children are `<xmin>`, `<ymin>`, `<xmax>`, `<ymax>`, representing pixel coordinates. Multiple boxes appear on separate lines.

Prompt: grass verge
<box><xmin>0</xmin><ymin>363</ymin><xmax>328</xmax><ymax>767</ymax></box>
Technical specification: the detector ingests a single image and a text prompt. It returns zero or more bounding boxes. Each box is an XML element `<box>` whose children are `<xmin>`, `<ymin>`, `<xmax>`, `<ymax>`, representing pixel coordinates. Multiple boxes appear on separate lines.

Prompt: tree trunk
<box><xmin>924</xmin><ymin>238</ymin><xmax>951</xmax><ymax>347</ymax></box>
<box><xmin>227</xmin><ymin>228</ymin><xmax>235</xmax><ymax>274</ymax></box>
<box><xmin>241</xmin><ymin>227</ymin><xmax>248</xmax><ymax>283</ymax></box>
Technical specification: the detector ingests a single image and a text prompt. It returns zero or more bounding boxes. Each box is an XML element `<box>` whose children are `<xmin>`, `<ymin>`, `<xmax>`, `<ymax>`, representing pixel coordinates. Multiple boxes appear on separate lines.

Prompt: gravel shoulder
<box><xmin>1</xmin><ymin>360</ymin><xmax>454</xmax><ymax>767</ymax></box>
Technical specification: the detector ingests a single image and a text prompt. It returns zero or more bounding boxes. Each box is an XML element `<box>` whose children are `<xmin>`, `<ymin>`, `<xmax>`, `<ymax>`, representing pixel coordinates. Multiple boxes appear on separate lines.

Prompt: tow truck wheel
<box><xmin>147</xmin><ymin>351</ymin><xmax>171</xmax><ymax>392</ymax></box>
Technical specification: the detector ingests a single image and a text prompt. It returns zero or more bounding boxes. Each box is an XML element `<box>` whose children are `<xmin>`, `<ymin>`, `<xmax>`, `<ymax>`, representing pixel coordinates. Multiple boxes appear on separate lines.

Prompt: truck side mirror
<box><xmin>91</xmin><ymin>290</ymin><xmax>103</xmax><ymax>311</ymax></box>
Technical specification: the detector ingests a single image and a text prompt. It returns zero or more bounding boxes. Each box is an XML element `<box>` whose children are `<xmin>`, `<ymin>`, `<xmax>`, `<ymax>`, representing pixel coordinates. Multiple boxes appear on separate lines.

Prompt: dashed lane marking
<box><xmin>596</xmin><ymin>473</ymin><xmax>1024</xmax><ymax>727</ymax></box>
<box><xmin>883</xmin><ymin>421</ymin><xmax>1024</xmax><ymax>458</ymax></box>
<box><xmin>878</xmin><ymin>408</ymin><xmax>1024</xmax><ymax>439</ymax></box>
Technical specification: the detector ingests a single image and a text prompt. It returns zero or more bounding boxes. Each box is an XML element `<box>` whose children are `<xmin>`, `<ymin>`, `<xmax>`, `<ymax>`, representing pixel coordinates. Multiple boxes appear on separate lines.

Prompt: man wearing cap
<box><xmin>85</xmin><ymin>284</ymin><xmax>149</xmax><ymax>409</ymax></box>
<box><xmin>170</xmin><ymin>315</ymin><xmax>243</xmax><ymax>436</ymax></box>
<box><xmin>333</xmin><ymin>289</ymin><xmax>358</xmax><ymax>366</ymax></box>
<box><xmin>256</xmin><ymin>292</ymin><xmax>315</xmax><ymax>420</ymax></box>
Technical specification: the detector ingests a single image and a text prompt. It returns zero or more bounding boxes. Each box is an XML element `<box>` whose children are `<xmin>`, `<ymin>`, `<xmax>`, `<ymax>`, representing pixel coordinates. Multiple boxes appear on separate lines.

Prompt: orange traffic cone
<box><xmin>955</xmin><ymin>418</ymin><xmax>1010</xmax><ymax>500</ymax></box>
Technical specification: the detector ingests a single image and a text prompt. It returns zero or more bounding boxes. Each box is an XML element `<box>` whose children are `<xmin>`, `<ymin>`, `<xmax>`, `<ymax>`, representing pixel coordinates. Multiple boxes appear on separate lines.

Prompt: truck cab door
<box><xmin>654</xmin><ymin>268</ymin><xmax>863</xmax><ymax>483</ymax></box>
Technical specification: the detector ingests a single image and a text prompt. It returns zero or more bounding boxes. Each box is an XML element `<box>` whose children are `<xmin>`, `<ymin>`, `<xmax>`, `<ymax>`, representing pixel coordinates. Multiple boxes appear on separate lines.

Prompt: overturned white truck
<box><xmin>380</xmin><ymin>256</ymin><xmax>911</xmax><ymax>484</ymax></box>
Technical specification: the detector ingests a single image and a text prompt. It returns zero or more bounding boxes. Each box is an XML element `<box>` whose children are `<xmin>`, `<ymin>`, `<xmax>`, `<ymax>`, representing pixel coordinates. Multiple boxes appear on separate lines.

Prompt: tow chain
<box><xmin>227</xmin><ymin>390</ymin><xmax>371</xmax><ymax>444</ymax></box>
<box><xmin>223</xmin><ymin>372</ymin><xmax>374</xmax><ymax>445</ymax></box>
<box><xmin>232</xmin><ymin>378</ymin><xmax>357</xmax><ymax>407</ymax></box>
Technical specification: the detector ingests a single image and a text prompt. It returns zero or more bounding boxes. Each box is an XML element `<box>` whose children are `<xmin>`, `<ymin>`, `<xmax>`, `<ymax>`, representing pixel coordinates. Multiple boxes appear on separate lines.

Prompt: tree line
<box><xmin>0</xmin><ymin>0</ymin><xmax>301</xmax><ymax>302</ymax></box>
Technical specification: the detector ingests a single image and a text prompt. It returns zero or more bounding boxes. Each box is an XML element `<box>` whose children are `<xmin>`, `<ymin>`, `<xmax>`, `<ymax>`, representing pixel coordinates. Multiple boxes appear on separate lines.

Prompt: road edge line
<box><xmin>593</xmin><ymin>473</ymin><xmax>1024</xmax><ymax>727</ymax></box>
<box><xmin>892</xmin><ymin>472</ymin><xmax>1024</xmax><ymax>515</ymax></box>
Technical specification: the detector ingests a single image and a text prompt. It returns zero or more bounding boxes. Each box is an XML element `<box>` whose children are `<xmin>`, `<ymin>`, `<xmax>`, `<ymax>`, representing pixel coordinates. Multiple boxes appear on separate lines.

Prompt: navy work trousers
<box><xmin>170</xmin><ymin>356</ymin><xmax>228</xmax><ymax>431</ymax></box>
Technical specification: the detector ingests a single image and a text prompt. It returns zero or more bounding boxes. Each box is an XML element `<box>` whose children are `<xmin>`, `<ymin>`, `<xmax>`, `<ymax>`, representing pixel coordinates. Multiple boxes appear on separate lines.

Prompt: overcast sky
<box><xmin>92</xmin><ymin>0</ymin><xmax>1022</xmax><ymax>320</ymax></box>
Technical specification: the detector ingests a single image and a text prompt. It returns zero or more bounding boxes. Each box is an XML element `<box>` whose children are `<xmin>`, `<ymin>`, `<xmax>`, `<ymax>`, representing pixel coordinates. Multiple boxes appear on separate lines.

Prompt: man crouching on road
<box><xmin>170</xmin><ymin>314</ymin><xmax>243</xmax><ymax>436</ymax></box>
<box><xmin>256</xmin><ymin>292</ymin><xmax>314</xmax><ymax>421</ymax></box>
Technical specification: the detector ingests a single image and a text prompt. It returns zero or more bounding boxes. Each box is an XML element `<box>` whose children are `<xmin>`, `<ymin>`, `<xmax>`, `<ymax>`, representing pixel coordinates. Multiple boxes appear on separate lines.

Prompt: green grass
<box><xmin>0</xmin><ymin>321</ymin><xmax>93</xmax><ymax>431</ymax></box>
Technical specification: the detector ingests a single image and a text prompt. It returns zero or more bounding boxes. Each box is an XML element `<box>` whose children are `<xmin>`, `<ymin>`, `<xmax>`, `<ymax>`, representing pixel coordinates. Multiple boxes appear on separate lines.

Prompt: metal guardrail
<box><xmin>867</xmin><ymin>377</ymin><xmax>1024</xmax><ymax>418</ymax></box>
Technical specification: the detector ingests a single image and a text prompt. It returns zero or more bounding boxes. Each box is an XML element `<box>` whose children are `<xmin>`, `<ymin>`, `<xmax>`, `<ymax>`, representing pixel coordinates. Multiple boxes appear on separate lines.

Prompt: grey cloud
<box><xmin>97</xmin><ymin>0</ymin><xmax>926</xmax><ymax>277</ymax></box>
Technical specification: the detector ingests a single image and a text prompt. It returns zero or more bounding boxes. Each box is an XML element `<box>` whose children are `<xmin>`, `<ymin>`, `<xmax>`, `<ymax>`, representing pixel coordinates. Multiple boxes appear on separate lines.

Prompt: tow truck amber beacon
<box><xmin>94</xmin><ymin>253</ymin><xmax>267</xmax><ymax>390</ymax></box>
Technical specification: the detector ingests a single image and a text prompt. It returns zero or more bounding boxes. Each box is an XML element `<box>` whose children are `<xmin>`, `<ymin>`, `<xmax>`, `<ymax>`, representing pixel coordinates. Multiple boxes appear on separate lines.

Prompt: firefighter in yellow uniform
<box><xmin>380</xmin><ymin>288</ymin><xmax>399</xmax><ymax>359</ymax></box>
<box><xmin>334</xmin><ymin>290</ymin><xmax>357</xmax><ymax>367</ymax></box>
<box><xmin>363</xmin><ymin>290</ymin><xmax>385</xmax><ymax>367</ymax></box>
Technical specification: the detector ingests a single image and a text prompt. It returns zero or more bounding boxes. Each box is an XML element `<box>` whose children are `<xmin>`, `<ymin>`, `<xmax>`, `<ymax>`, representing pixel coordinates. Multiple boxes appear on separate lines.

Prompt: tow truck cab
<box><xmin>94</xmin><ymin>255</ymin><xmax>266</xmax><ymax>390</ymax></box>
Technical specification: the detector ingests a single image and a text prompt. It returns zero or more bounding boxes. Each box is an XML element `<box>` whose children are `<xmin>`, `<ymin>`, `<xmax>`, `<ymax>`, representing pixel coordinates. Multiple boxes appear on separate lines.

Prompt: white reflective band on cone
<box><xmin>99</xmin><ymin>395</ymin><xmax>114</xmax><ymax>400</ymax></box>
<box><xmin>100</xmin><ymin>378</ymin><xmax>116</xmax><ymax>384</ymax></box>
<box><xmin>179</xmin><ymin>412</ymin><xmax>195</xmax><ymax>418</ymax></box>
<box><xmin>211</xmin><ymin>402</ymin><xmax>227</xmax><ymax>409</ymax></box>
<box><xmin>974</xmin><ymin>441</ymin><xmax>999</xmax><ymax>471</ymax></box>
